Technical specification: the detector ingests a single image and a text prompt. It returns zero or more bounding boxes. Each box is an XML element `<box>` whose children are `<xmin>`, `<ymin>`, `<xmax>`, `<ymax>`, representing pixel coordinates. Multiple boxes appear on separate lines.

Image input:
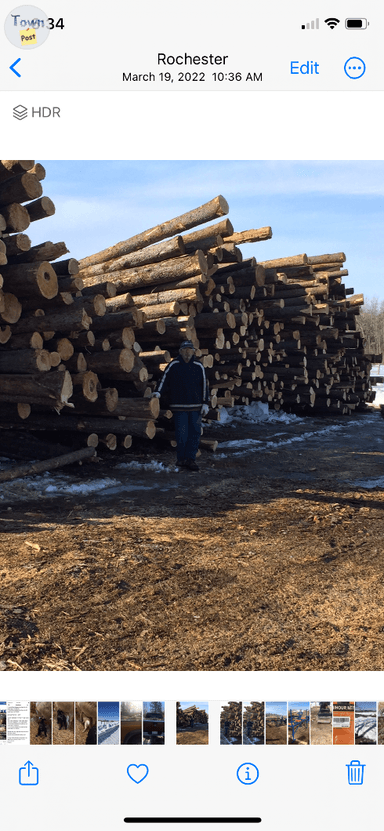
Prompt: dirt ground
<box><xmin>52</xmin><ymin>704</ymin><xmax>74</xmax><ymax>745</ymax></box>
<box><xmin>265</xmin><ymin>722</ymin><xmax>287</xmax><ymax>745</ymax></box>
<box><xmin>310</xmin><ymin>708</ymin><xmax>332</xmax><ymax>745</ymax></box>
<box><xmin>176</xmin><ymin>725</ymin><xmax>208</xmax><ymax>745</ymax></box>
<box><xmin>288</xmin><ymin>722</ymin><xmax>309</xmax><ymax>744</ymax></box>
<box><xmin>1</xmin><ymin>408</ymin><xmax>384</xmax><ymax>672</ymax></box>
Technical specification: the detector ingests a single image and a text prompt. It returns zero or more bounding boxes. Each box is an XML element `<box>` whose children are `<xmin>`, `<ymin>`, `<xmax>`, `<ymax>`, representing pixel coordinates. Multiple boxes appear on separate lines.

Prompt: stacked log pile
<box><xmin>243</xmin><ymin>701</ymin><xmax>264</xmax><ymax>743</ymax></box>
<box><xmin>0</xmin><ymin>162</ymin><xmax>376</xmax><ymax>466</ymax></box>
<box><xmin>220</xmin><ymin>701</ymin><xmax>243</xmax><ymax>742</ymax></box>
<box><xmin>176</xmin><ymin>703</ymin><xmax>208</xmax><ymax>728</ymax></box>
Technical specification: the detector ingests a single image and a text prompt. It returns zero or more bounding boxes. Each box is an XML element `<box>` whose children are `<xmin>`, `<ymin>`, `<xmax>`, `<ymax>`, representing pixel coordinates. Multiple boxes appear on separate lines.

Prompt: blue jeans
<box><xmin>173</xmin><ymin>410</ymin><xmax>202</xmax><ymax>463</ymax></box>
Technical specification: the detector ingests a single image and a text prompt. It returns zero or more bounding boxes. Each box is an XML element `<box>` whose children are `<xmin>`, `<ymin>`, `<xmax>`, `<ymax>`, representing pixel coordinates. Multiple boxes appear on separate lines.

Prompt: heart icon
<box><xmin>127</xmin><ymin>764</ymin><xmax>149</xmax><ymax>784</ymax></box>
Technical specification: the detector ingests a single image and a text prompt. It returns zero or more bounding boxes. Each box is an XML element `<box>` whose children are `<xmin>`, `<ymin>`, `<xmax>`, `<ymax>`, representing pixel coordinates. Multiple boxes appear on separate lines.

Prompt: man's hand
<box><xmin>201</xmin><ymin>404</ymin><xmax>209</xmax><ymax>416</ymax></box>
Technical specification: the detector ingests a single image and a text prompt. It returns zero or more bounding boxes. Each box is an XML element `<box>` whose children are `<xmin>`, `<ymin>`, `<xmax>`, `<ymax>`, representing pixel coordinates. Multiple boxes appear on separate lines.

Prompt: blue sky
<box><xmin>289</xmin><ymin>702</ymin><xmax>310</xmax><ymax>711</ymax></box>
<box><xmin>266</xmin><ymin>702</ymin><xmax>287</xmax><ymax>716</ymax></box>
<box><xmin>98</xmin><ymin>701</ymin><xmax>119</xmax><ymax>721</ymax></box>
<box><xmin>180</xmin><ymin>702</ymin><xmax>209</xmax><ymax>712</ymax></box>
<box><xmin>39</xmin><ymin>161</ymin><xmax>384</xmax><ymax>299</ymax></box>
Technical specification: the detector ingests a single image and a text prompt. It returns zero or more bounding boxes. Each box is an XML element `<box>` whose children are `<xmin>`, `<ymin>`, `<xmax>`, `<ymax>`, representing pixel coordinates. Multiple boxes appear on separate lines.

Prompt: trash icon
<box><xmin>346</xmin><ymin>760</ymin><xmax>365</xmax><ymax>785</ymax></box>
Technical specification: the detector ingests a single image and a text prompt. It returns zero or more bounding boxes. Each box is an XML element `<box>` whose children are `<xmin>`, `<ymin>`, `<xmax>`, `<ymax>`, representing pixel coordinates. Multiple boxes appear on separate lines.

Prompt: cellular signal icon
<box><xmin>325</xmin><ymin>17</ymin><xmax>340</xmax><ymax>28</ymax></box>
<box><xmin>302</xmin><ymin>18</ymin><xmax>319</xmax><ymax>29</ymax></box>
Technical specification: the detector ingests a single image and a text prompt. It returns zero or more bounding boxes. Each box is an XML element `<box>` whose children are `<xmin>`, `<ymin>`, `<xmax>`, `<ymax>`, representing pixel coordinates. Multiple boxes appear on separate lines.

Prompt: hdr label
<box><xmin>12</xmin><ymin>104</ymin><xmax>61</xmax><ymax>118</ymax></box>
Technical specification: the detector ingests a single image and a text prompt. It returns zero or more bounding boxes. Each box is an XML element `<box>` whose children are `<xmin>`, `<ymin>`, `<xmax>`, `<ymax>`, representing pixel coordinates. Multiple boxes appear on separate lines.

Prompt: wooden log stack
<box><xmin>220</xmin><ymin>701</ymin><xmax>243</xmax><ymax>742</ymax></box>
<box><xmin>243</xmin><ymin>701</ymin><xmax>265</xmax><ymax>742</ymax></box>
<box><xmin>0</xmin><ymin>162</ymin><xmax>375</xmax><ymax>467</ymax></box>
<box><xmin>176</xmin><ymin>703</ymin><xmax>208</xmax><ymax>728</ymax></box>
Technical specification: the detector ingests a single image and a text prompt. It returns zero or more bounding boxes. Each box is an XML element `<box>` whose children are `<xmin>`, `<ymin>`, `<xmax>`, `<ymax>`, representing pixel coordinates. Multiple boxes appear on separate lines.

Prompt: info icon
<box><xmin>5</xmin><ymin>5</ymin><xmax>50</xmax><ymax>49</ymax></box>
<box><xmin>237</xmin><ymin>763</ymin><xmax>259</xmax><ymax>785</ymax></box>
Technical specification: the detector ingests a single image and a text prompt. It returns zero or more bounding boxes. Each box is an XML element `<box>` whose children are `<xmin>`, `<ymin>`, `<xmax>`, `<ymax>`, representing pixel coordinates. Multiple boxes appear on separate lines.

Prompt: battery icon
<box><xmin>345</xmin><ymin>18</ymin><xmax>368</xmax><ymax>29</ymax></box>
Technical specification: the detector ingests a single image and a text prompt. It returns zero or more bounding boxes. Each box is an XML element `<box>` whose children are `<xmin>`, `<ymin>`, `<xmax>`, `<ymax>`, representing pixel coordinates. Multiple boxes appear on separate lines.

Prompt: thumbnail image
<box><xmin>121</xmin><ymin>701</ymin><xmax>142</xmax><ymax>745</ymax></box>
<box><xmin>30</xmin><ymin>702</ymin><xmax>52</xmax><ymax>745</ymax></box>
<box><xmin>242</xmin><ymin>702</ymin><xmax>264</xmax><ymax>745</ymax></box>
<box><xmin>378</xmin><ymin>702</ymin><xmax>384</xmax><ymax>745</ymax></box>
<box><xmin>143</xmin><ymin>701</ymin><xmax>165</xmax><ymax>745</ymax></box>
<box><xmin>310</xmin><ymin>702</ymin><xmax>332</xmax><ymax>745</ymax></box>
<box><xmin>266</xmin><ymin>702</ymin><xmax>287</xmax><ymax>745</ymax></box>
<box><xmin>98</xmin><ymin>702</ymin><xmax>120</xmax><ymax>745</ymax></box>
<box><xmin>0</xmin><ymin>702</ymin><xmax>6</xmax><ymax>743</ymax></box>
<box><xmin>220</xmin><ymin>701</ymin><xmax>242</xmax><ymax>745</ymax></box>
<box><xmin>333</xmin><ymin>702</ymin><xmax>354</xmax><ymax>745</ymax></box>
<box><xmin>288</xmin><ymin>702</ymin><xmax>309</xmax><ymax>745</ymax></box>
<box><xmin>75</xmin><ymin>702</ymin><xmax>97</xmax><ymax>745</ymax></box>
<box><xmin>355</xmin><ymin>702</ymin><xmax>377</xmax><ymax>745</ymax></box>
<box><xmin>176</xmin><ymin>702</ymin><xmax>209</xmax><ymax>745</ymax></box>
<box><xmin>52</xmin><ymin>702</ymin><xmax>74</xmax><ymax>745</ymax></box>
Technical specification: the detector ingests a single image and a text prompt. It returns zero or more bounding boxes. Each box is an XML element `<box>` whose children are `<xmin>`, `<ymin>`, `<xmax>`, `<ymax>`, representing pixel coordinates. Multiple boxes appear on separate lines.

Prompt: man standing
<box><xmin>153</xmin><ymin>340</ymin><xmax>209</xmax><ymax>471</ymax></box>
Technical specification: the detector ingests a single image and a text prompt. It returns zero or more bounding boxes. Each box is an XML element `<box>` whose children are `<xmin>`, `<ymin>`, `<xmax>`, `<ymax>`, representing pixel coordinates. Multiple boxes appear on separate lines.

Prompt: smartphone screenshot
<box><xmin>0</xmin><ymin>2</ymin><xmax>383</xmax><ymax>829</ymax></box>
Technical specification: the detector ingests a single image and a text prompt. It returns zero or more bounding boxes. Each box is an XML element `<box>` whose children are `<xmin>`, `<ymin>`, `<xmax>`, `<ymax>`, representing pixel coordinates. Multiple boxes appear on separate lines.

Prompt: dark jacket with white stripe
<box><xmin>156</xmin><ymin>355</ymin><xmax>209</xmax><ymax>412</ymax></box>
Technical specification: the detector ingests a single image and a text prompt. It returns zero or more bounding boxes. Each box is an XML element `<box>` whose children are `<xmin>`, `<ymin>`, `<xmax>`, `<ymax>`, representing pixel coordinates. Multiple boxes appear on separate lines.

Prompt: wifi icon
<box><xmin>325</xmin><ymin>17</ymin><xmax>340</xmax><ymax>29</ymax></box>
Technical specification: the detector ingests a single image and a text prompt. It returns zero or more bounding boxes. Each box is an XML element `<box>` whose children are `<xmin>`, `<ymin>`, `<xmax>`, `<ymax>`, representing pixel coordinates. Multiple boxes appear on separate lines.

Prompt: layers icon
<box><xmin>13</xmin><ymin>104</ymin><xmax>28</xmax><ymax>120</ymax></box>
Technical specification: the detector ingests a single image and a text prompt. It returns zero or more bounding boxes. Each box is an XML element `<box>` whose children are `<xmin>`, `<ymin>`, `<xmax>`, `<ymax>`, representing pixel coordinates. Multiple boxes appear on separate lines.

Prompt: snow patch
<box><xmin>350</xmin><ymin>476</ymin><xmax>384</xmax><ymax>490</ymax></box>
<box><xmin>115</xmin><ymin>460</ymin><xmax>175</xmax><ymax>473</ymax></box>
<box><xmin>215</xmin><ymin>401</ymin><xmax>304</xmax><ymax>426</ymax></box>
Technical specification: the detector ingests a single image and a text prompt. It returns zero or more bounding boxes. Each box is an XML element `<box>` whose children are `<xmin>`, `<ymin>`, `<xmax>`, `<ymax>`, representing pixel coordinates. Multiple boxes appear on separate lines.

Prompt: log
<box><xmin>71</xmin><ymin>371</ymin><xmax>99</xmax><ymax>402</ymax></box>
<box><xmin>81</xmin><ymin>251</ymin><xmax>208</xmax><ymax>292</ymax></box>
<box><xmin>1</xmin><ymin>203</ymin><xmax>30</xmax><ymax>232</ymax></box>
<box><xmin>78</xmin><ymin>236</ymin><xmax>185</xmax><ymax>279</ymax></box>
<box><xmin>82</xmin><ymin>348</ymin><xmax>135</xmax><ymax>375</ymax></box>
<box><xmin>0</xmin><ymin>446</ymin><xmax>96</xmax><ymax>483</ymax></box>
<box><xmin>82</xmin><ymin>281</ymin><xmax>116</xmax><ymax>299</ymax></box>
<box><xmin>79</xmin><ymin>195</ymin><xmax>229</xmax><ymax>268</ymax></box>
<box><xmin>90</xmin><ymin>309</ymin><xmax>143</xmax><ymax>332</ymax></box>
<box><xmin>71</xmin><ymin>387</ymin><xmax>118</xmax><ymax>413</ymax></box>
<box><xmin>52</xmin><ymin>258</ymin><xmax>79</xmax><ymax>276</ymax></box>
<box><xmin>8</xmin><ymin>240</ymin><xmax>69</xmax><ymax>264</ymax></box>
<box><xmin>0</xmin><ymin>370</ymin><xmax>73</xmax><ymax>406</ymax></box>
<box><xmin>10</xmin><ymin>307</ymin><xmax>92</xmax><ymax>334</ymax></box>
<box><xmin>99</xmin><ymin>433</ymin><xmax>117</xmax><ymax>451</ymax></box>
<box><xmin>0</xmin><ymin>160</ymin><xmax>34</xmax><ymax>182</ymax></box>
<box><xmin>223</xmin><ymin>227</ymin><xmax>272</xmax><ymax>245</ymax></box>
<box><xmin>0</xmin><ymin>348</ymin><xmax>51</xmax><ymax>373</ymax></box>
<box><xmin>0</xmin><ymin>326</ymin><xmax>11</xmax><ymax>344</ymax></box>
<box><xmin>104</xmin><ymin>293</ymin><xmax>134</xmax><ymax>314</ymax></box>
<box><xmin>1</xmin><ymin>293</ymin><xmax>22</xmax><ymax>323</ymax></box>
<box><xmin>2</xmin><ymin>233</ymin><xmax>31</xmax><ymax>256</ymax></box>
<box><xmin>308</xmin><ymin>253</ymin><xmax>346</xmax><ymax>265</ymax></box>
<box><xmin>0</xmin><ymin>172</ymin><xmax>42</xmax><ymax>208</ymax></box>
<box><xmin>1</xmin><ymin>261</ymin><xmax>58</xmax><ymax>299</ymax></box>
<box><xmin>260</xmin><ymin>254</ymin><xmax>308</xmax><ymax>268</ymax></box>
<box><xmin>26</xmin><ymin>196</ymin><xmax>55</xmax><ymax>222</ymax></box>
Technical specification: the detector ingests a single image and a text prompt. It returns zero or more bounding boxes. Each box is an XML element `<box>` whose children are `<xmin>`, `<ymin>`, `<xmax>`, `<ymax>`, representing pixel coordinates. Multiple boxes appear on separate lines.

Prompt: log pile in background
<box><xmin>243</xmin><ymin>701</ymin><xmax>264</xmax><ymax>742</ymax></box>
<box><xmin>0</xmin><ymin>162</ymin><xmax>377</xmax><ymax>464</ymax></box>
<box><xmin>220</xmin><ymin>701</ymin><xmax>243</xmax><ymax>742</ymax></box>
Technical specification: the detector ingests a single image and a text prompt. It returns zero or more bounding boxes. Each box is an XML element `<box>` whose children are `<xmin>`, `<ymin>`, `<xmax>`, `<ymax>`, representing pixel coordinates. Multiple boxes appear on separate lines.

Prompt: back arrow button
<box><xmin>10</xmin><ymin>59</ymin><xmax>21</xmax><ymax>77</ymax></box>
